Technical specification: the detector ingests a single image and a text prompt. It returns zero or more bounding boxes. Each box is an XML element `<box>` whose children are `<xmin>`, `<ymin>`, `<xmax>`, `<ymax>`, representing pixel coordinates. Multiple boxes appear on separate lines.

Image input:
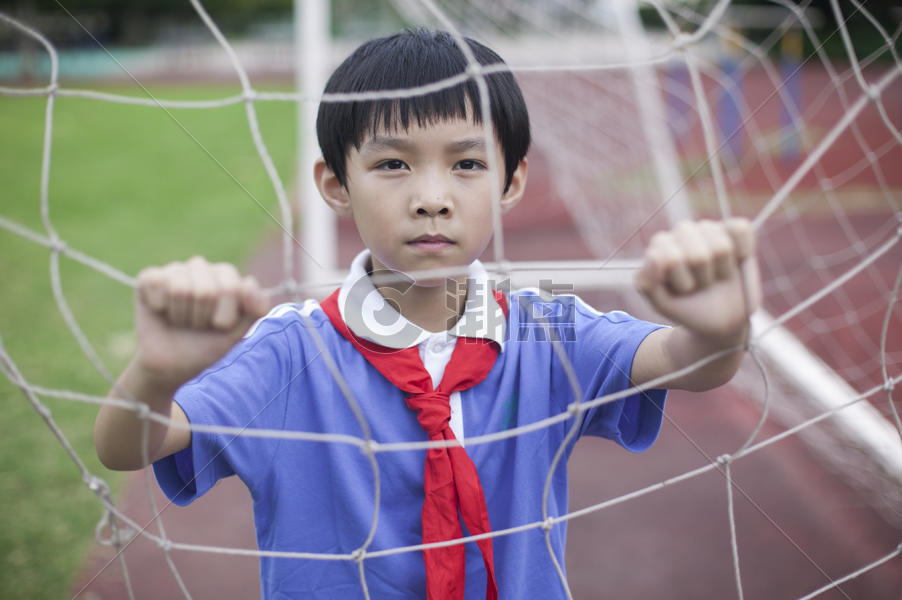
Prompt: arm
<box><xmin>630</xmin><ymin>219</ymin><xmax>761</xmax><ymax>392</ymax></box>
<box><xmin>94</xmin><ymin>256</ymin><xmax>268</xmax><ymax>471</ymax></box>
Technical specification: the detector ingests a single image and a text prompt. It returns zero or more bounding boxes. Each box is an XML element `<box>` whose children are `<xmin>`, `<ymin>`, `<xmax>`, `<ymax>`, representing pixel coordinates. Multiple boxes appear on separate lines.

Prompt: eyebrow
<box><xmin>360</xmin><ymin>135</ymin><xmax>488</xmax><ymax>155</ymax></box>
<box><xmin>445</xmin><ymin>138</ymin><xmax>487</xmax><ymax>154</ymax></box>
<box><xmin>360</xmin><ymin>136</ymin><xmax>414</xmax><ymax>153</ymax></box>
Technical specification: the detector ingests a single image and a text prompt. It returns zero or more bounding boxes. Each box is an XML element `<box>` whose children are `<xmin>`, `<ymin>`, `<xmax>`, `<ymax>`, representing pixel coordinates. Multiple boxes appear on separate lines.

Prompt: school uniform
<box><xmin>155</xmin><ymin>250</ymin><xmax>667</xmax><ymax>599</ymax></box>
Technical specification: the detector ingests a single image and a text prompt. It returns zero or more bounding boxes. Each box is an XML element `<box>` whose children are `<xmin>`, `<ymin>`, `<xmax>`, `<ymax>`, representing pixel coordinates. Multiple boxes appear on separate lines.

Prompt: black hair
<box><xmin>316</xmin><ymin>29</ymin><xmax>530</xmax><ymax>192</ymax></box>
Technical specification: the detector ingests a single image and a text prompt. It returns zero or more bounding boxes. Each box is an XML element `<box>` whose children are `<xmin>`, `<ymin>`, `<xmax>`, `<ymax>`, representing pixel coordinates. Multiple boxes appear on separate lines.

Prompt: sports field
<box><xmin>72</xmin><ymin>63</ymin><xmax>902</xmax><ymax>598</ymax></box>
<box><xmin>2</xmin><ymin>24</ymin><xmax>901</xmax><ymax>600</ymax></box>
<box><xmin>0</xmin><ymin>84</ymin><xmax>294</xmax><ymax>600</ymax></box>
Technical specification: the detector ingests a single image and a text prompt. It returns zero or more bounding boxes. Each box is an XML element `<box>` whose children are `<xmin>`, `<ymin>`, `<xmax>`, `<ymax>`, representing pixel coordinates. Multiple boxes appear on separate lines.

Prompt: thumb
<box><xmin>239</xmin><ymin>275</ymin><xmax>270</xmax><ymax>320</ymax></box>
<box><xmin>634</xmin><ymin>260</ymin><xmax>659</xmax><ymax>297</ymax></box>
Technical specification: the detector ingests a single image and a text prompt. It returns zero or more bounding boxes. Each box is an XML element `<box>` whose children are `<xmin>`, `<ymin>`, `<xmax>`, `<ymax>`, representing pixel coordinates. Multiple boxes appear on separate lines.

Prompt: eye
<box><xmin>376</xmin><ymin>159</ymin><xmax>408</xmax><ymax>170</ymax></box>
<box><xmin>455</xmin><ymin>159</ymin><xmax>485</xmax><ymax>171</ymax></box>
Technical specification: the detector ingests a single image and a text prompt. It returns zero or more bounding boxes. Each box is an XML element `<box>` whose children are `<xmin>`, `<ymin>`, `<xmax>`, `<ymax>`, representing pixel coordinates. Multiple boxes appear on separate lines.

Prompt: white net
<box><xmin>1</xmin><ymin>0</ymin><xmax>900</xmax><ymax>598</ymax></box>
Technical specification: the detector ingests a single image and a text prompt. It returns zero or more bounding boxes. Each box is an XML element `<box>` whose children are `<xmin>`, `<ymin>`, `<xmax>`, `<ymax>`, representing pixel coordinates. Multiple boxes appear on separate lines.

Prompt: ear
<box><xmin>500</xmin><ymin>157</ymin><xmax>528</xmax><ymax>214</ymax></box>
<box><xmin>314</xmin><ymin>157</ymin><xmax>351</xmax><ymax>216</ymax></box>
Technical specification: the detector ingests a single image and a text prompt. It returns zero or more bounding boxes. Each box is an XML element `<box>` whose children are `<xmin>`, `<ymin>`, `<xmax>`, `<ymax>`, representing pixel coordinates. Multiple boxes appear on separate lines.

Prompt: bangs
<box><xmin>335</xmin><ymin>29</ymin><xmax>491</xmax><ymax>146</ymax></box>
<box><xmin>317</xmin><ymin>29</ymin><xmax>530</xmax><ymax>190</ymax></box>
<box><xmin>362</xmin><ymin>82</ymin><xmax>484</xmax><ymax>143</ymax></box>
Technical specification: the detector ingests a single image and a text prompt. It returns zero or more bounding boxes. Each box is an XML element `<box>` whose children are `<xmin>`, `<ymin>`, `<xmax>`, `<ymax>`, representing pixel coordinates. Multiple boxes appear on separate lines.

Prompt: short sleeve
<box><xmin>152</xmin><ymin>314</ymin><xmax>298</xmax><ymax>505</ymax></box>
<box><xmin>571</xmin><ymin>305</ymin><xmax>667</xmax><ymax>452</ymax></box>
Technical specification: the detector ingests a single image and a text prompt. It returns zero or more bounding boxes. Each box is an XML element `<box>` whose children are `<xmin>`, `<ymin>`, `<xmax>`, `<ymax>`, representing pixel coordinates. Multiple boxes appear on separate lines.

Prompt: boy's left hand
<box><xmin>635</xmin><ymin>218</ymin><xmax>761</xmax><ymax>344</ymax></box>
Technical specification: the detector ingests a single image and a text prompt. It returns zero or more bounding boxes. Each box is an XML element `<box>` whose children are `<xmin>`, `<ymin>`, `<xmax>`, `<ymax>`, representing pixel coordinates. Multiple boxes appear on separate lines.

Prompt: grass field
<box><xmin>0</xmin><ymin>82</ymin><xmax>296</xmax><ymax>599</ymax></box>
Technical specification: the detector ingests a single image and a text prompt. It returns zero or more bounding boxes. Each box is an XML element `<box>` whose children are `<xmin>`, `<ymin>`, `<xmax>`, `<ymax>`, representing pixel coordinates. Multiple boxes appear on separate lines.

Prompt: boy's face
<box><xmin>316</xmin><ymin>117</ymin><xmax>527</xmax><ymax>287</ymax></box>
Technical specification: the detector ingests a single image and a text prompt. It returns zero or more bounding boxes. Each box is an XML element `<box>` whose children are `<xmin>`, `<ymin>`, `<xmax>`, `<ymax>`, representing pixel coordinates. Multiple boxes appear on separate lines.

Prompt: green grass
<box><xmin>0</xmin><ymin>82</ymin><xmax>296</xmax><ymax>599</ymax></box>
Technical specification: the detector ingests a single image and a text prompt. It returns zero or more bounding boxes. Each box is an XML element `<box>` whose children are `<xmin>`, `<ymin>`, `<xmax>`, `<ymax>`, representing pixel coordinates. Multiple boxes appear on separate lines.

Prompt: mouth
<box><xmin>407</xmin><ymin>234</ymin><xmax>455</xmax><ymax>252</ymax></box>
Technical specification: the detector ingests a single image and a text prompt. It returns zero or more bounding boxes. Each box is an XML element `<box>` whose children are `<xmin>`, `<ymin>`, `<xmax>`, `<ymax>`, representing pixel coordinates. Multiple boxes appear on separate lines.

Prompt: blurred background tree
<box><xmin>2</xmin><ymin>0</ymin><xmax>414</xmax><ymax>47</ymax></box>
<box><xmin>3</xmin><ymin>1</ymin><xmax>899</xmax><ymax>57</ymax></box>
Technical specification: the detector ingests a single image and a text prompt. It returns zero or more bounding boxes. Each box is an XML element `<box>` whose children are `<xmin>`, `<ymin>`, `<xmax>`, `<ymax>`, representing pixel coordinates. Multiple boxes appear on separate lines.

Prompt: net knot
<box><xmin>865</xmin><ymin>84</ymin><xmax>880</xmax><ymax>102</ymax></box>
<box><xmin>884</xmin><ymin>378</ymin><xmax>895</xmax><ymax>393</ymax></box>
<box><xmin>496</xmin><ymin>260</ymin><xmax>512</xmax><ymax>278</ymax></box>
<box><xmin>541</xmin><ymin>517</ymin><xmax>555</xmax><ymax>531</ymax></box>
<box><xmin>566</xmin><ymin>402</ymin><xmax>581</xmax><ymax>418</ymax></box>
<box><xmin>243</xmin><ymin>89</ymin><xmax>258</xmax><ymax>102</ymax></box>
<box><xmin>46</xmin><ymin>82</ymin><xmax>58</xmax><ymax>95</ymax></box>
<box><xmin>717</xmin><ymin>454</ymin><xmax>733</xmax><ymax>466</ymax></box>
<box><xmin>136</xmin><ymin>402</ymin><xmax>151</xmax><ymax>420</ymax></box>
<box><xmin>49</xmin><ymin>238</ymin><xmax>68</xmax><ymax>254</ymax></box>
<box><xmin>283</xmin><ymin>277</ymin><xmax>300</xmax><ymax>296</ymax></box>
<box><xmin>465</xmin><ymin>63</ymin><xmax>482</xmax><ymax>78</ymax></box>
<box><xmin>672</xmin><ymin>32</ymin><xmax>693</xmax><ymax>51</ymax></box>
<box><xmin>94</xmin><ymin>509</ymin><xmax>135</xmax><ymax>547</ymax></box>
<box><xmin>84</xmin><ymin>475</ymin><xmax>109</xmax><ymax>495</ymax></box>
<box><xmin>158</xmin><ymin>538</ymin><xmax>173</xmax><ymax>552</ymax></box>
<box><xmin>362</xmin><ymin>439</ymin><xmax>378</xmax><ymax>456</ymax></box>
<box><xmin>351</xmin><ymin>548</ymin><xmax>366</xmax><ymax>563</ymax></box>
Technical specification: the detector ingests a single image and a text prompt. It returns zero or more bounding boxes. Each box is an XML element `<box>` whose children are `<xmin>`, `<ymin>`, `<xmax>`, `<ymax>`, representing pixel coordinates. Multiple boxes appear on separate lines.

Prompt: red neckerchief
<box><xmin>320</xmin><ymin>287</ymin><xmax>508</xmax><ymax>600</ymax></box>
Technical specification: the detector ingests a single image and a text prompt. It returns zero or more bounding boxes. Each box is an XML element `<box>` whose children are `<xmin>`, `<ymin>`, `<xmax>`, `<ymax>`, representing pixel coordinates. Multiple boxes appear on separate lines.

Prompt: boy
<box><xmin>94</xmin><ymin>29</ymin><xmax>760</xmax><ymax>599</ymax></box>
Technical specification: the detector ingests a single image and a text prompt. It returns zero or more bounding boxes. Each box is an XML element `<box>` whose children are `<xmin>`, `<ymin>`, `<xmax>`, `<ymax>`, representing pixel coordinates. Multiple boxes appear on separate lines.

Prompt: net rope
<box><xmin>1</xmin><ymin>1</ymin><xmax>900</xmax><ymax>598</ymax></box>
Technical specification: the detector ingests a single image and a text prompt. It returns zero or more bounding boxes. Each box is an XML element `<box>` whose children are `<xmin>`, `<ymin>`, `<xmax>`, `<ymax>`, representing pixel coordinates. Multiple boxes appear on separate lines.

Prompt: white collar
<box><xmin>336</xmin><ymin>250</ymin><xmax>506</xmax><ymax>350</ymax></box>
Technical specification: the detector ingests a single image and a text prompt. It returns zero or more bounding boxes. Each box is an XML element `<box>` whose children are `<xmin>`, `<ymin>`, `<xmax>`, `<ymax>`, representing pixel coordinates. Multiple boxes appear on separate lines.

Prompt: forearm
<box><xmin>94</xmin><ymin>359</ymin><xmax>185</xmax><ymax>471</ymax></box>
<box><xmin>93</xmin><ymin>256</ymin><xmax>265</xmax><ymax>471</ymax></box>
<box><xmin>632</xmin><ymin>324</ymin><xmax>748</xmax><ymax>392</ymax></box>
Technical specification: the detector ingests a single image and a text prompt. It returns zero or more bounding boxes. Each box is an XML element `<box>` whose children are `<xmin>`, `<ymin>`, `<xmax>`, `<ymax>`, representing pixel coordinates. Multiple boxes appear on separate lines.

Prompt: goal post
<box><xmin>296</xmin><ymin>0</ymin><xmax>337</xmax><ymax>289</ymax></box>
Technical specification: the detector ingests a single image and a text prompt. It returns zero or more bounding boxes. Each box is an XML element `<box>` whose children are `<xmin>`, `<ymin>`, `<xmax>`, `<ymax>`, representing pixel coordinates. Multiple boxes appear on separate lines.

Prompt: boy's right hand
<box><xmin>133</xmin><ymin>256</ymin><xmax>269</xmax><ymax>391</ymax></box>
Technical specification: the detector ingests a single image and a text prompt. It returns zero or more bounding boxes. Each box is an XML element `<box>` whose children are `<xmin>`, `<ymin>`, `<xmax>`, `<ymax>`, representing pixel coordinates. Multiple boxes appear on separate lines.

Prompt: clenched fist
<box><xmin>635</xmin><ymin>218</ymin><xmax>761</xmax><ymax>343</ymax></box>
<box><xmin>133</xmin><ymin>256</ymin><xmax>270</xmax><ymax>388</ymax></box>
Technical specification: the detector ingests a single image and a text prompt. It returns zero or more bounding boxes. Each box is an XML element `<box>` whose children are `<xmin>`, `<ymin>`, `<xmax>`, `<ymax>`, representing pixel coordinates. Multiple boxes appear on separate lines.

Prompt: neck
<box><xmin>376</xmin><ymin>275</ymin><xmax>468</xmax><ymax>334</ymax></box>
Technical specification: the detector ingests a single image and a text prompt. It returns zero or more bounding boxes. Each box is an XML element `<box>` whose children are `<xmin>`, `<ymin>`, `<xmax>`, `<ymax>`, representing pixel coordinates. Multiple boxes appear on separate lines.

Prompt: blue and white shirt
<box><xmin>154</xmin><ymin>251</ymin><xmax>667</xmax><ymax>599</ymax></box>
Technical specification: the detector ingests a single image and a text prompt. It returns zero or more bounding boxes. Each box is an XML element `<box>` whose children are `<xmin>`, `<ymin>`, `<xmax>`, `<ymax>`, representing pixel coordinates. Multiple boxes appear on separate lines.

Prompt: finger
<box><xmin>186</xmin><ymin>256</ymin><xmax>217</xmax><ymax>329</ymax></box>
<box><xmin>210</xmin><ymin>263</ymin><xmax>241</xmax><ymax>330</ymax></box>
<box><xmin>674</xmin><ymin>221</ymin><xmax>714</xmax><ymax>289</ymax></box>
<box><xmin>725</xmin><ymin>217</ymin><xmax>755</xmax><ymax>261</ymax></box>
<box><xmin>647</xmin><ymin>231</ymin><xmax>695</xmax><ymax>294</ymax></box>
<box><xmin>636</xmin><ymin>232</ymin><xmax>667</xmax><ymax>295</ymax></box>
<box><xmin>166</xmin><ymin>262</ymin><xmax>192</xmax><ymax>328</ymax></box>
<box><xmin>727</xmin><ymin>218</ymin><xmax>762</xmax><ymax>313</ymax></box>
<box><xmin>698</xmin><ymin>220</ymin><xmax>736</xmax><ymax>281</ymax></box>
<box><xmin>240</xmin><ymin>275</ymin><xmax>269</xmax><ymax>319</ymax></box>
<box><xmin>137</xmin><ymin>266</ymin><xmax>167</xmax><ymax>313</ymax></box>
<box><xmin>242</xmin><ymin>275</ymin><xmax>268</xmax><ymax>317</ymax></box>
<box><xmin>634</xmin><ymin>259</ymin><xmax>657</xmax><ymax>296</ymax></box>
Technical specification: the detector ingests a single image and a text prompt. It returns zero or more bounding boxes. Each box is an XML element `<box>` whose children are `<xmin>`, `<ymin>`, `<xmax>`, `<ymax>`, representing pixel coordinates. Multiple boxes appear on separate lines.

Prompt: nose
<box><xmin>410</xmin><ymin>174</ymin><xmax>453</xmax><ymax>217</ymax></box>
<box><xmin>415</xmin><ymin>202</ymin><xmax>450</xmax><ymax>217</ymax></box>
